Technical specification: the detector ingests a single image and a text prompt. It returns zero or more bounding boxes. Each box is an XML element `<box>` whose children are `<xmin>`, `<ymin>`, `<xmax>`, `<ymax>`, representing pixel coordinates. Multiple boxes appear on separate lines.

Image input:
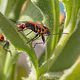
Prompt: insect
<box><xmin>0</xmin><ymin>34</ymin><xmax>4</xmax><ymax>41</ymax></box>
<box><xmin>16</xmin><ymin>21</ymin><xmax>50</xmax><ymax>47</ymax></box>
<box><xmin>0</xmin><ymin>34</ymin><xmax>11</xmax><ymax>55</ymax></box>
<box><xmin>16</xmin><ymin>21</ymin><xmax>68</xmax><ymax>47</ymax></box>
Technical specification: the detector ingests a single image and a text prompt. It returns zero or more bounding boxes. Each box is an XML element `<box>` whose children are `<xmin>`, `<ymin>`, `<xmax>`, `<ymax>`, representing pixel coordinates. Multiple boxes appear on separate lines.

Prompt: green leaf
<box><xmin>62</xmin><ymin>0</ymin><xmax>73</xmax><ymax>27</ymax></box>
<box><xmin>4</xmin><ymin>0</ymin><xmax>17</xmax><ymax>16</ymax></box>
<box><xmin>21</xmin><ymin>0</ymin><xmax>43</xmax><ymax>21</ymax></box>
<box><xmin>62</xmin><ymin>0</ymin><xmax>80</xmax><ymax>29</ymax></box>
<box><xmin>0</xmin><ymin>0</ymin><xmax>27</xmax><ymax>20</ymax></box>
<box><xmin>0</xmin><ymin>0</ymin><xmax>8</xmax><ymax>14</ymax></box>
<box><xmin>50</xmin><ymin>0</ymin><xmax>80</xmax><ymax>71</ymax></box>
<box><xmin>0</xmin><ymin>12</ymin><xmax>38</xmax><ymax>79</ymax></box>
<box><xmin>5</xmin><ymin>0</ymin><xmax>27</xmax><ymax>20</ymax></box>
<box><xmin>50</xmin><ymin>20</ymin><xmax>80</xmax><ymax>71</ymax></box>
<box><xmin>0</xmin><ymin>45</ymin><xmax>6</xmax><ymax>72</ymax></box>
<box><xmin>59</xmin><ymin>57</ymin><xmax>80</xmax><ymax>80</ymax></box>
<box><xmin>11</xmin><ymin>0</ymin><xmax>26</xmax><ymax>20</ymax></box>
<box><xmin>39</xmin><ymin>0</ymin><xmax>80</xmax><ymax>76</ymax></box>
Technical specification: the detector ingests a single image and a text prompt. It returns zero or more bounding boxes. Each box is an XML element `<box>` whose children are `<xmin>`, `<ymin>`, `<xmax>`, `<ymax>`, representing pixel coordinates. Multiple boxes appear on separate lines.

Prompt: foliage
<box><xmin>0</xmin><ymin>0</ymin><xmax>80</xmax><ymax>80</ymax></box>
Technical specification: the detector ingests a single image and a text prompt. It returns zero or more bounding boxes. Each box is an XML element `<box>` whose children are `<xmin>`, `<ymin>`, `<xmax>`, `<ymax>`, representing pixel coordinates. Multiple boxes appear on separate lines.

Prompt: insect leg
<box><xmin>26</xmin><ymin>33</ymin><xmax>39</xmax><ymax>44</ymax></box>
<box><xmin>33</xmin><ymin>42</ymin><xmax>44</xmax><ymax>48</ymax></box>
<box><xmin>3</xmin><ymin>40</ymin><xmax>12</xmax><ymax>56</ymax></box>
<box><xmin>33</xmin><ymin>35</ymin><xmax>45</xmax><ymax>48</ymax></box>
<box><xmin>25</xmin><ymin>31</ymin><xmax>33</xmax><ymax>36</ymax></box>
<box><xmin>41</xmin><ymin>35</ymin><xmax>45</xmax><ymax>43</ymax></box>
